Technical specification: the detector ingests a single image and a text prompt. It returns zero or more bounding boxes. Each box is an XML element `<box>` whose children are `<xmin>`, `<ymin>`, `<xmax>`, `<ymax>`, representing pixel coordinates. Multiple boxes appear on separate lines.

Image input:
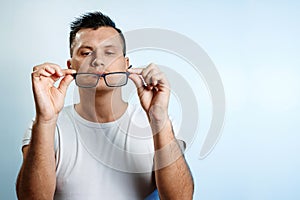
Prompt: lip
<box><xmin>76</xmin><ymin>65</ymin><xmax>132</xmax><ymax>75</ymax></box>
<box><xmin>77</xmin><ymin>70</ymin><xmax>107</xmax><ymax>75</ymax></box>
<box><xmin>94</xmin><ymin>71</ymin><xmax>107</xmax><ymax>75</ymax></box>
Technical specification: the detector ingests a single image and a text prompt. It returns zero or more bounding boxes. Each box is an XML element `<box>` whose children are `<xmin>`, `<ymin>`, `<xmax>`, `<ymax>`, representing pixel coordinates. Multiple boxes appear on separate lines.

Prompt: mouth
<box><xmin>77</xmin><ymin>69</ymin><xmax>107</xmax><ymax>75</ymax></box>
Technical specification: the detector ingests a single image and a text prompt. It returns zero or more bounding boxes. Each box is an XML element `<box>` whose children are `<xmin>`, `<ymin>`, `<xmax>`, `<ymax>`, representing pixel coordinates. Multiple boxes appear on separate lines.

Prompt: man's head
<box><xmin>67</xmin><ymin>11</ymin><xmax>130</xmax><ymax>90</ymax></box>
<box><xmin>69</xmin><ymin>11</ymin><xmax>126</xmax><ymax>57</ymax></box>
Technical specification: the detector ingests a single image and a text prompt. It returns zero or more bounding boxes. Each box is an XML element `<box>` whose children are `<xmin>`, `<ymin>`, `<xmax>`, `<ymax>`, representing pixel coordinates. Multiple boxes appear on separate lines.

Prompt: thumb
<box><xmin>58</xmin><ymin>74</ymin><xmax>74</xmax><ymax>95</ymax></box>
<box><xmin>129</xmin><ymin>73</ymin><xmax>145</xmax><ymax>92</ymax></box>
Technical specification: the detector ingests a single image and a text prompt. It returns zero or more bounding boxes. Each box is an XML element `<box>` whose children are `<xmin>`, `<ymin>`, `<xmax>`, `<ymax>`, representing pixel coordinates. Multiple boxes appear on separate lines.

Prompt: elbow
<box><xmin>16</xmin><ymin>168</ymin><xmax>24</xmax><ymax>199</ymax></box>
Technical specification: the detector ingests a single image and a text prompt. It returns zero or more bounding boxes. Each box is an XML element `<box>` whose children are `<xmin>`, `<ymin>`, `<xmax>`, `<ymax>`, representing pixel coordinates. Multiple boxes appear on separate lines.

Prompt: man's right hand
<box><xmin>32</xmin><ymin>63</ymin><xmax>75</xmax><ymax>123</ymax></box>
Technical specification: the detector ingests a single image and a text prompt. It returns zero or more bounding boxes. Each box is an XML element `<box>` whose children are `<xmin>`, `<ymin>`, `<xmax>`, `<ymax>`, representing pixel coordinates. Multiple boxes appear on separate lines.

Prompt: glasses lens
<box><xmin>75</xmin><ymin>74</ymin><xmax>99</xmax><ymax>88</ymax></box>
<box><xmin>105</xmin><ymin>73</ymin><xmax>128</xmax><ymax>87</ymax></box>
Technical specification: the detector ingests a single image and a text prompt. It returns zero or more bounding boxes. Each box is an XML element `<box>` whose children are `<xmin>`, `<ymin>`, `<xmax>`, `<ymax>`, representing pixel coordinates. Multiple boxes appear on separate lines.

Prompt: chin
<box><xmin>95</xmin><ymin>84</ymin><xmax>120</xmax><ymax>93</ymax></box>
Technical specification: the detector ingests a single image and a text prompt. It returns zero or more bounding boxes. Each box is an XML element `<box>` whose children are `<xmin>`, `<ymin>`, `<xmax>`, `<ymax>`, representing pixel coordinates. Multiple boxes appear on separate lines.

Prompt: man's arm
<box><xmin>152</xmin><ymin>119</ymin><xmax>194</xmax><ymax>200</ymax></box>
<box><xmin>16</xmin><ymin>121</ymin><xmax>57</xmax><ymax>199</ymax></box>
<box><xmin>16</xmin><ymin>63</ymin><xmax>75</xmax><ymax>200</ymax></box>
<box><xmin>128</xmin><ymin>64</ymin><xmax>194</xmax><ymax>200</ymax></box>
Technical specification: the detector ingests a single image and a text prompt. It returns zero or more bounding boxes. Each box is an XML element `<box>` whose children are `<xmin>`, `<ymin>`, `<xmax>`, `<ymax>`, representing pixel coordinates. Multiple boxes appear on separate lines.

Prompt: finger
<box><xmin>32</xmin><ymin>68</ymin><xmax>53</xmax><ymax>78</ymax></box>
<box><xmin>32</xmin><ymin>68</ymin><xmax>59</xmax><ymax>80</ymax></box>
<box><xmin>129</xmin><ymin>73</ymin><xmax>145</xmax><ymax>90</ymax></box>
<box><xmin>44</xmin><ymin>66</ymin><xmax>55</xmax><ymax>74</ymax></box>
<box><xmin>43</xmin><ymin>62</ymin><xmax>63</xmax><ymax>76</ymax></box>
<box><xmin>57</xmin><ymin>74</ymin><xmax>74</xmax><ymax>94</ymax></box>
<box><xmin>33</xmin><ymin>63</ymin><xmax>63</xmax><ymax>78</ymax></box>
<box><xmin>141</xmin><ymin>63</ymin><xmax>157</xmax><ymax>77</ymax></box>
<box><xmin>127</xmin><ymin>67</ymin><xmax>143</xmax><ymax>75</ymax></box>
<box><xmin>52</xmin><ymin>69</ymin><xmax>76</xmax><ymax>83</ymax></box>
<box><xmin>144</xmin><ymin>69</ymin><xmax>160</xmax><ymax>86</ymax></box>
<box><xmin>151</xmin><ymin>73</ymin><xmax>163</xmax><ymax>86</ymax></box>
<box><xmin>61</xmin><ymin>69</ymin><xmax>77</xmax><ymax>75</ymax></box>
<box><xmin>34</xmin><ymin>70</ymin><xmax>50</xmax><ymax>77</ymax></box>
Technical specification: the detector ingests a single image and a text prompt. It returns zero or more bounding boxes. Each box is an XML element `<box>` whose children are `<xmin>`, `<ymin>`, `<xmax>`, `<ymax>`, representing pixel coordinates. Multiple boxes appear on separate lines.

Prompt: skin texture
<box><xmin>16</xmin><ymin>27</ymin><xmax>194</xmax><ymax>200</ymax></box>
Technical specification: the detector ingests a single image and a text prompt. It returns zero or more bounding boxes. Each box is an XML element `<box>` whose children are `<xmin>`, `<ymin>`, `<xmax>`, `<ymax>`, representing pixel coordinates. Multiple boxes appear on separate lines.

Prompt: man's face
<box><xmin>69</xmin><ymin>27</ymin><xmax>129</xmax><ymax>88</ymax></box>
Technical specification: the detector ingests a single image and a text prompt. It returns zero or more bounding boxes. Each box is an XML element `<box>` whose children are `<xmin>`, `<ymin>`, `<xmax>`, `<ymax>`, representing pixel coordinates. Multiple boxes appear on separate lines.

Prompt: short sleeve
<box><xmin>22</xmin><ymin>119</ymin><xmax>59</xmax><ymax>152</ymax></box>
<box><xmin>22</xmin><ymin>119</ymin><xmax>34</xmax><ymax>148</ymax></box>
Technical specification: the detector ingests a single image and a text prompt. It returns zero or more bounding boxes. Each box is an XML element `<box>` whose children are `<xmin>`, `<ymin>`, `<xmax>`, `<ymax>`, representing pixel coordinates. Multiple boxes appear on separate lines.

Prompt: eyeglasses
<box><xmin>72</xmin><ymin>65</ymin><xmax>132</xmax><ymax>88</ymax></box>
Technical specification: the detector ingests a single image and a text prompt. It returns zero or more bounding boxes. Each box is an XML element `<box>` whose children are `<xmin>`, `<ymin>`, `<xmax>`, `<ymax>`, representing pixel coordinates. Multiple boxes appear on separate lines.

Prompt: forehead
<box><xmin>74</xmin><ymin>27</ymin><xmax>122</xmax><ymax>49</ymax></box>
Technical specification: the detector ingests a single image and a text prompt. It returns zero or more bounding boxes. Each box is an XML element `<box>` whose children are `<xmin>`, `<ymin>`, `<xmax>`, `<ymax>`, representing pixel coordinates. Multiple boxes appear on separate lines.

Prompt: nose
<box><xmin>91</xmin><ymin>56</ymin><xmax>105</xmax><ymax>68</ymax></box>
<box><xmin>90</xmin><ymin>57</ymin><xmax>106</xmax><ymax>74</ymax></box>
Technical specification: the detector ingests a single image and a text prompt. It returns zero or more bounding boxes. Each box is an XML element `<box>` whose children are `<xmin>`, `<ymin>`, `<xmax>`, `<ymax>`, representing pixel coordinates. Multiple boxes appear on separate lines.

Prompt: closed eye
<box><xmin>105</xmin><ymin>51</ymin><xmax>115</xmax><ymax>56</ymax></box>
<box><xmin>81</xmin><ymin>51</ymin><xmax>93</xmax><ymax>56</ymax></box>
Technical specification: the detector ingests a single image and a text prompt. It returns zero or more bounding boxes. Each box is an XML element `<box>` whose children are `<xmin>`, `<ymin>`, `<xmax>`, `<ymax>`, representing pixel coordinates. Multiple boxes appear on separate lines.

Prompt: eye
<box><xmin>81</xmin><ymin>51</ymin><xmax>93</xmax><ymax>56</ymax></box>
<box><xmin>105</xmin><ymin>51</ymin><xmax>115</xmax><ymax>56</ymax></box>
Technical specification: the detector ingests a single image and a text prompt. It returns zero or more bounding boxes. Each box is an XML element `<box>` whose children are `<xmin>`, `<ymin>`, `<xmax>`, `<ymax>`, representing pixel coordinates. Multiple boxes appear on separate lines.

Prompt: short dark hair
<box><xmin>69</xmin><ymin>11</ymin><xmax>126</xmax><ymax>57</ymax></box>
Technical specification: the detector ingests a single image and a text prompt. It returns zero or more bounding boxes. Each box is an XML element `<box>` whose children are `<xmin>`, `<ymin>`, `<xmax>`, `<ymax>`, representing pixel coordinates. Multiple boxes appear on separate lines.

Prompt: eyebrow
<box><xmin>77</xmin><ymin>44</ymin><xmax>120</xmax><ymax>51</ymax></box>
<box><xmin>77</xmin><ymin>45</ymin><xmax>93</xmax><ymax>51</ymax></box>
<box><xmin>102</xmin><ymin>44</ymin><xmax>120</xmax><ymax>49</ymax></box>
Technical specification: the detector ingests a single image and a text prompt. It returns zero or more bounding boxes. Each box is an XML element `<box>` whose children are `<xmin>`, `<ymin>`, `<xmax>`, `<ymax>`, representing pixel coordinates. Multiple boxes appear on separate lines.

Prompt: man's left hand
<box><xmin>128</xmin><ymin>63</ymin><xmax>170</xmax><ymax>133</ymax></box>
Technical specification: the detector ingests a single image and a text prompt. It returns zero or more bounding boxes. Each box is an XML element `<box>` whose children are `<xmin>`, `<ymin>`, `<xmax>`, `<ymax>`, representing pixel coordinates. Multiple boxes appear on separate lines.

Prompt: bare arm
<box><xmin>16</xmin><ymin>63</ymin><xmax>75</xmax><ymax>199</ymax></box>
<box><xmin>16</xmin><ymin>120</ymin><xmax>57</xmax><ymax>199</ymax></box>
<box><xmin>128</xmin><ymin>64</ymin><xmax>194</xmax><ymax>200</ymax></box>
<box><xmin>152</xmin><ymin>120</ymin><xmax>194</xmax><ymax>200</ymax></box>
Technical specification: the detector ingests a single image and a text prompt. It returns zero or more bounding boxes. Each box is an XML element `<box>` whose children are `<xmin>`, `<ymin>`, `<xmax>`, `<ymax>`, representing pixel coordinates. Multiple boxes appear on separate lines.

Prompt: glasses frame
<box><xmin>72</xmin><ymin>65</ymin><xmax>132</xmax><ymax>88</ymax></box>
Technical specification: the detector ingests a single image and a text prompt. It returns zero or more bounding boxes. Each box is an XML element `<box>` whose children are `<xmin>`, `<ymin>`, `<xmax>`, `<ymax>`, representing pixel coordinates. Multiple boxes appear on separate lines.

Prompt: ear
<box><xmin>67</xmin><ymin>59</ymin><xmax>72</xmax><ymax>69</ymax></box>
<box><xmin>125</xmin><ymin>57</ymin><xmax>130</xmax><ymax>69</ymax></box>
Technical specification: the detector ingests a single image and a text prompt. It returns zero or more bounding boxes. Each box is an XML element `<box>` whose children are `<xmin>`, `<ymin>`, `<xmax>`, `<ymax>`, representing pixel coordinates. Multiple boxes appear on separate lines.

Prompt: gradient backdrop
<box><xmin>1</xmin><ymin>0</ymin><xmax>300</xmax><ymax>199</ymax></box>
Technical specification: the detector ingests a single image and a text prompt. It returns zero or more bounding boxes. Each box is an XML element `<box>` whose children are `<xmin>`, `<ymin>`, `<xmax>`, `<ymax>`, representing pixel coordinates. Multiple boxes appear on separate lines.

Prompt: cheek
<box><xmin>71</xmin><ymin>57</ymin><xmax>92</xmax><ymax>71</ymax></box>
<box><xmin>70</xmin><ymin>59</ymin><xmax>80</xmax><ymax>70</ymax></box>
<box><xmin>108</xmin><ymin>57</ymin><xmax>127</xmax><ymax>70</ymax></box>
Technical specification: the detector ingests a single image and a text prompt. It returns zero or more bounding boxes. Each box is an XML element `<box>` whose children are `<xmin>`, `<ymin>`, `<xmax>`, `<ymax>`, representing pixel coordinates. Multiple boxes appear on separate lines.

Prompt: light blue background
<box><xmin>1</xmin><ymin>0</ymin><xmax>300</xmax><ymax>199</ymax></box>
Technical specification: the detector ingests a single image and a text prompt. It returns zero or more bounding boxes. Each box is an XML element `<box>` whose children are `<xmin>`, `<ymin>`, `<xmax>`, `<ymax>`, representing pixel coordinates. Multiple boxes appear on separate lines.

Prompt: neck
<box><xmin>75</xmin><ymin>88</ymin><xmax>128</xmax><ymax>123</ymax></box>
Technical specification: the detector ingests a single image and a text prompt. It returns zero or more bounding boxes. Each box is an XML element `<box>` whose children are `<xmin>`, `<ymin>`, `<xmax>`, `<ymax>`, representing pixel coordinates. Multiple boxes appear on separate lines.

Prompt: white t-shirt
<box><xmin>23</xmin><ymin>103</ymin><xmax>182</xmax><ymax>200</ymax></box>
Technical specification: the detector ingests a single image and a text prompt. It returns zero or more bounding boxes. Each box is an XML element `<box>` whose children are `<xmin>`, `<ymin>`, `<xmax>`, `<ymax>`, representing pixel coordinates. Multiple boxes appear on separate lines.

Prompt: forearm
<box><xmin>152</xmin><ymin>120</ymin><xmax>194</xmax><ymax>200</ymax></box>
<box><xmin>17</xmin><ymin>119</ymin><xmax>57</xmax><ymax>200</ymax></box>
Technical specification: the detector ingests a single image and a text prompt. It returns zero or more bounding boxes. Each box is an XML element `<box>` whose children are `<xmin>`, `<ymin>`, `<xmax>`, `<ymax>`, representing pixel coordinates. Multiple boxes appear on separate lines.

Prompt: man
<box><xmin>16</xmin><ymin>11</ymin><xmax>194</xmax><ymax>200</ymax></box>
